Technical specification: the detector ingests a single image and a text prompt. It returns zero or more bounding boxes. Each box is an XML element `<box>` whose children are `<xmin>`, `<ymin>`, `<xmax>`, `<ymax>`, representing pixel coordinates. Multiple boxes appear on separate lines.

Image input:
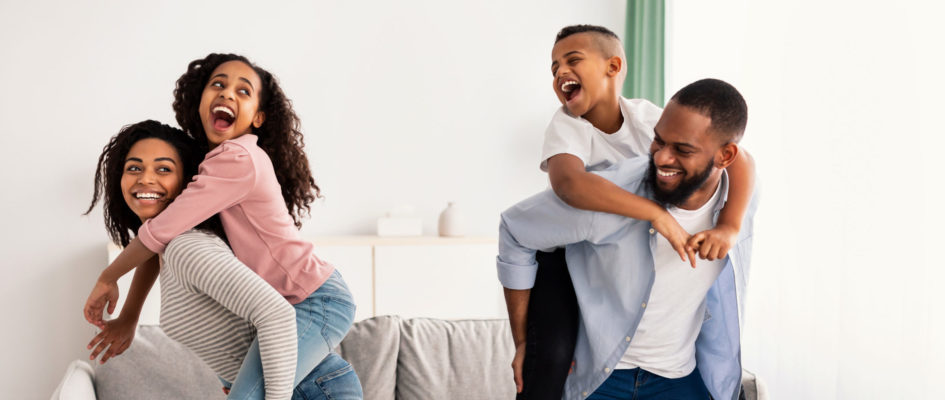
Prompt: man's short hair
<box><xmin>555</xmin><ymin>24</ymin><xmax>623</xmax><ymax>60</ymax></box>
<box><xmin>670</xmin><ymin>79</ymin><xmax>748</xmax><ymax>143</ymax></box>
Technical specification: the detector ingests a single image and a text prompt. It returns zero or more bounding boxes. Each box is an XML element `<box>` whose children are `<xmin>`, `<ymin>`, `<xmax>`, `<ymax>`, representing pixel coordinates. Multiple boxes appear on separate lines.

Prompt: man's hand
<box><xmin>512</xmin><ymin>342</ymin><xmax>526</xmax><ymax>393</ymax></box>
<box><xmin>87</xmin><ymin>315</ymin><xmax>136</xmax><ymax>364</ymax></box>
<box><xmin>84</xmin><ymin>279</ymin><xmax>119</xmax><ymax>329</ymax></box>
<box><xmin>687</xmin><ymin>223</ymin><xmax>739</xmax><ymax>263</ymax></box>
<box><xmin>651</xmin><ymin>211</ymin><xmax>693</xmax><ymax>267</ymax></box>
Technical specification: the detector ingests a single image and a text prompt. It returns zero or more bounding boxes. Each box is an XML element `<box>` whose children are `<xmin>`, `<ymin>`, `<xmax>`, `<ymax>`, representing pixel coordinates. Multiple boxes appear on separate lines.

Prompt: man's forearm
<box><xmin>504</xmin><ymin>287</ymin><xmax>531</xmax><ymax>346</ymax></box>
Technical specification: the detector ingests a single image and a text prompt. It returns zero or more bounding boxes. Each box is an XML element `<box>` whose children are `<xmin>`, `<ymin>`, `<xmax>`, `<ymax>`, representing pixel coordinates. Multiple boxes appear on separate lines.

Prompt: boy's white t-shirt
<box><xmin>540</xmin><ymin>97</ymin><xmax>663</xmax><ymax>172</ymax></box>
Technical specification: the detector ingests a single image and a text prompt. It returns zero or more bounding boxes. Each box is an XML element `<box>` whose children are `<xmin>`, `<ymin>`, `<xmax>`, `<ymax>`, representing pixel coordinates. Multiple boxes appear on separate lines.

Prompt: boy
<box><xmin>505</xmin><ymin>25</ymin><xmax>755</xmax><ymax>399</ymax></box>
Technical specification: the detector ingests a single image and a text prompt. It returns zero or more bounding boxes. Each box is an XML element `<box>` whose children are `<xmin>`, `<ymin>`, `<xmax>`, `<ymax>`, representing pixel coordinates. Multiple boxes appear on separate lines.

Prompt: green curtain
<box><xmin>623</xmin><ymin>0</ymin><xmax>665</xmax><ymax>105</ymax></box>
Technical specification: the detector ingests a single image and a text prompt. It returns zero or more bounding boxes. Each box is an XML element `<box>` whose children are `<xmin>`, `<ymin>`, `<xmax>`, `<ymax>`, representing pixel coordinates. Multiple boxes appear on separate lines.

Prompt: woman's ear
<box><xmin>716</xmin><ymin>142</ymin><xmax>739</xmax><ymax>169</ymax></box>
<box><xmin>253</xmin><ymin>111</ymin><xmax>266</xmax><ymax>129</ymax></box>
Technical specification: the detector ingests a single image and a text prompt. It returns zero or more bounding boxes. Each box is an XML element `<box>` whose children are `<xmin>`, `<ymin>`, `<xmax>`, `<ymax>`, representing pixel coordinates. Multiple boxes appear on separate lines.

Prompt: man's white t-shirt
<box><xmin>616</xmin><ymin>180</ymin><xmax>726</xmax><ymax>378</ymax></box>
<box><xmin>540</xmin><ymin>97</ymin><xmax>662</xmax><ymax>172</ymax></box>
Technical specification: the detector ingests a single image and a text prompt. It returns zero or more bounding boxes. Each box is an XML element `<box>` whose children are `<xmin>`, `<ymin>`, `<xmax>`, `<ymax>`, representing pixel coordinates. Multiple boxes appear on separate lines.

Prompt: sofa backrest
<box><xmin>92</xmin><ymin>317</ymin><xmax>515</xmax><ymax>400</ymax></box>
<box><xmin>395</xmin><ymin>318</ymin><xmax>515</xmax><ymax>399</ymax></box>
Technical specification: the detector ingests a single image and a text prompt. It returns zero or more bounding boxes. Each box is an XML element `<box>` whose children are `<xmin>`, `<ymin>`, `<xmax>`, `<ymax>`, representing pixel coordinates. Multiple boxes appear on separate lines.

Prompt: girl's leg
<box><xmin>229</xmin><ymin>270</ymin><xmax>358</xmax><ymax>399</ymax></box>
<box><xmin>518</xmin><ymin>247</ymin><xmax>579</xmax><ymax>400</ymax></box>
<box><xmin>291</xmin><ymin>353</ymin><xmax>363</xmax><ymax>400</ymax></box>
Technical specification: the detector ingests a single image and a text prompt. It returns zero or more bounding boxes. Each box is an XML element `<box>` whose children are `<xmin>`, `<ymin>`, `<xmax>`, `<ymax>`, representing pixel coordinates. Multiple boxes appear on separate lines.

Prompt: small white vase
<box><xmin>438</xmin><ymin>202</ymin><xmax>465</xmax><ymax>237</ymax></box>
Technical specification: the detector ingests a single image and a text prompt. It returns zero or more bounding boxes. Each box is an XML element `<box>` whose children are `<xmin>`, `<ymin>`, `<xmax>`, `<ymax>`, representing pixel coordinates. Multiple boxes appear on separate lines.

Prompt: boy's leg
<box><xmin>228</xmin><ymin>270</ymin><xmax>357</xmax><ymax>399</ymax></box>
<box><xmin>518</xmin><ymin>247</ymin><xmax>579</xmax><ymax>400</ymax></box>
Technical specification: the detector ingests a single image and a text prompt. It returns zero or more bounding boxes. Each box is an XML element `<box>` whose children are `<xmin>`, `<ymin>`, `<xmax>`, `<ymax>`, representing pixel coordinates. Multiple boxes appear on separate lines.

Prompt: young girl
<box><xmin>84</xmin><ymin>55</ymin><xmax>358</xmax><ymax>400</ymax></box>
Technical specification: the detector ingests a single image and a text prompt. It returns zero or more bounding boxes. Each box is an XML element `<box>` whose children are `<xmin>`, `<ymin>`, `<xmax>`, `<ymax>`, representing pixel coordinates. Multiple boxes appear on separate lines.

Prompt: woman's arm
<box><xmin>86</xmin><ymin>255</ymin><xmax>159</xmax><ymax>362</ymax></box>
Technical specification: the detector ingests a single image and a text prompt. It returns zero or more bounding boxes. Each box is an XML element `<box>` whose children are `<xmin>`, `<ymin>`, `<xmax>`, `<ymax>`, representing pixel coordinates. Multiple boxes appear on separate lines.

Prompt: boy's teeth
<box><xmin>212</xmin><ymin>106</ymin><xmax>234</xmax><ymax>117</ymax></box>
<box><xmin>561</xmin><ymin>81</ymin><xmax>579</xmax><ymax>93</ymax></box>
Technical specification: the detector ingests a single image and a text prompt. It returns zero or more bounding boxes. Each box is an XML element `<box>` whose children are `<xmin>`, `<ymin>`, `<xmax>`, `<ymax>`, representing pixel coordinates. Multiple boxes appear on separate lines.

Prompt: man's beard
<box><xmin>645</xmin><ymin>155</ymin><xmax>715</xmax><ymax>207</ymax></box>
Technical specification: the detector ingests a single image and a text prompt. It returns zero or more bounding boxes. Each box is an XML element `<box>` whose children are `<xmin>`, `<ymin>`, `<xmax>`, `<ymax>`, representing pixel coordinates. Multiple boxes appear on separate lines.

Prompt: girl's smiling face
<box><xmin>120</xmin><ymin>138</ymin><xmax>185</xmax><ymax>221</ymax></box>
<box><xmin>198</xmin><ymin>60</ymin><xmax>266</xmax><ymax>149</ymax></box>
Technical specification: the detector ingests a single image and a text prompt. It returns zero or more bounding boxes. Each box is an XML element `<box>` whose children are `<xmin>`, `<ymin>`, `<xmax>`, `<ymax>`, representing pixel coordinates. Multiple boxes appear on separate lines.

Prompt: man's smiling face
<box><xmin>646</xmin><ymin>101</ymin><xmax>721</xmax><ymax>208</ymax></box>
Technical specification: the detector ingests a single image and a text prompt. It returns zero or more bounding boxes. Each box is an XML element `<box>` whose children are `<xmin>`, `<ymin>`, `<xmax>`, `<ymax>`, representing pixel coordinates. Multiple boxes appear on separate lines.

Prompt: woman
<box><xmin>84</xmin><ymin>120</ymin><xmax>361</xmax><ymax>399</ymax></box>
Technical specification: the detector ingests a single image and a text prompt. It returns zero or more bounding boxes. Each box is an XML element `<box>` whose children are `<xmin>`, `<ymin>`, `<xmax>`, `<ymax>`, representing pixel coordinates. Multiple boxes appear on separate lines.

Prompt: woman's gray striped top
<box><xmin>160</xmin><ymin>230</ymin><xmax>297</xmax><ymax>400</ymax></box>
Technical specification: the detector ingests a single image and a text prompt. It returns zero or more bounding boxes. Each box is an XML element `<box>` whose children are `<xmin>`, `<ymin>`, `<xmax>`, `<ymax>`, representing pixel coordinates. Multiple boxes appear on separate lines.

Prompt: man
<box><xmin>499</xmin><ymin>79</ymin><xmax>757</xmax><ymax>400</ymax></box>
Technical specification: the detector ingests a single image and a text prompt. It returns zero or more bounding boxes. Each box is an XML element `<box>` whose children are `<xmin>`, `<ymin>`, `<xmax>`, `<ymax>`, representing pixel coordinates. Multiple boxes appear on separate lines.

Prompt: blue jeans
<box><xmin>587</xmin><ymin>367</ymin><xmax>710</xmax><ymax>400</ymax></box>
<box><xmin>228</xmin><ymin>270</ymin><xmax>361</xmax><ymax>399</ymax></box>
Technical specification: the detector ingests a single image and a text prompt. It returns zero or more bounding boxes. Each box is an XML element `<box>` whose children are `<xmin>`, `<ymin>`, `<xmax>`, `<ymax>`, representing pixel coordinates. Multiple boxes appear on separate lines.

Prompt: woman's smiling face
<box><xmin>120</xmin><ymin>138</ymin><xmax>185</xmax><ymax>221</ymax></box>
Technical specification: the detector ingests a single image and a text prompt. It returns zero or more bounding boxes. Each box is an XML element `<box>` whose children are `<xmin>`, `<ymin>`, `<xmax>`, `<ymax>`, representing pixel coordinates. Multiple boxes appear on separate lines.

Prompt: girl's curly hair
<box><xmin>85</xmin><ymin>120</ymin><xmax>226</xmax><ymax>246</ymax></box>
<box><xmin>172</xmin><ymin>53</ymin><xmax>320</xmax><ymax>229</ymax></box>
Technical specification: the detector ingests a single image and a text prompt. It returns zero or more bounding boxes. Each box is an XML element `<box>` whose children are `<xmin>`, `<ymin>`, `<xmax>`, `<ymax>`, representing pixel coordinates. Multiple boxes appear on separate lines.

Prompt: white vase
<box><xmin>438</xmin><ymin>202</ymin><xmax>465</xmax><ymax>237</ymax></box>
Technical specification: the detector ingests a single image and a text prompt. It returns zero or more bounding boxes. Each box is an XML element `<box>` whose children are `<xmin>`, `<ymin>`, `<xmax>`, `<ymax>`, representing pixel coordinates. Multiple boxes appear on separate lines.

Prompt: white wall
<box><xmin>668</xmin><ymin>1</ymin><xmax>945</xmax><ymax>398</ymax></box>
<box><xmin>0</xmin><ymin>1</ymin><xmax>626</xmax><ymax>397</ymax></box>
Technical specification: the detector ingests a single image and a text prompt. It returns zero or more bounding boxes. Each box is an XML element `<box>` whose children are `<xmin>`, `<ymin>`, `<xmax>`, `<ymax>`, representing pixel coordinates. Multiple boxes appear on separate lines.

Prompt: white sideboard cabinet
<box><xmin>109</xmin><ymin>236</ymin><xmax>502</xmax><ymax>325</ymax></box>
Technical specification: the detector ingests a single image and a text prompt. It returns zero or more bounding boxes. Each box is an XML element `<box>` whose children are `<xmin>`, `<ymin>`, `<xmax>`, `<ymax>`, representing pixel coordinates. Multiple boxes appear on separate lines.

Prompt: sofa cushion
<box><xmin>335</xmin><ymin>315</ymin><xmax>401</xmax><ymax>400</ymax></box>
<box><xmin>93</xmin><ymin>325</ymin><xmax>224</xmax><ymax>400</ymax></box>
<box><xmin>395</xmin><ymin>318</ymin><xmax>515</xmax><ymax>400</ymax></box>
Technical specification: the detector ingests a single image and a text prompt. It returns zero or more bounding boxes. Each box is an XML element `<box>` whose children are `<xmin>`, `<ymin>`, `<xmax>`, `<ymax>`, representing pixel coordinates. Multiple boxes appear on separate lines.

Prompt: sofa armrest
<box><xmin>50</xmin><ymin>360</ymin><xmax>96</xmax><ymax>400</ymax></box>
<box><xmin>741</xmin><ymin>369</ymin><xmax>768</xmax><ymax>400</ymax></box>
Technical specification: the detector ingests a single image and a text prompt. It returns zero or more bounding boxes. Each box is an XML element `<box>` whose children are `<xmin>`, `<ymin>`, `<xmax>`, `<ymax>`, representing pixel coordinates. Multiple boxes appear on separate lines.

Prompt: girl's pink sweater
<box><xmin>138</xmin><ymin>134</ymin><xmax>333</xmax><ymax>304</ymax></box>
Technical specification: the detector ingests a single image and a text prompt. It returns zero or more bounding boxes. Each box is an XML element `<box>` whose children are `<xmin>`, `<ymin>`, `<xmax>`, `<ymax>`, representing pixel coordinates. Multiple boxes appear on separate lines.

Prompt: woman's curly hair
<box><xmin>172</xmin><ymin>53</ymin><xmax>320</xmax><ymax>229</ymax></box>
<box><xmin>85</xmin><ymin>120</ymin><xmax>226</xmax><ymax>246</ymax></box>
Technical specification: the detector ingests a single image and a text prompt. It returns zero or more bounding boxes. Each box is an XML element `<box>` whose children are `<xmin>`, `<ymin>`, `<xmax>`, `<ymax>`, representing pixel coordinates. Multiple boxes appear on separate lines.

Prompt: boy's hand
<box><xmin>87</xmin><ymin>315</ymin><xmax>136</xmax><ymax>364</ymax></box>
<box><xmin>512</xmin><ymin>342</ymin><xmax>525</xmax><ymax>393</ymax></box>
<box><xmin>651</xmin><ymin>211</ymin><xmax>693</xmax><ymax>267</ymax></box>
<box><xmin>84</xmin><ymin>279</ymin><xmax>119</xmax><ymax>329</ymax></box>
<box><xmin>687</xmin><ymin>224</ymin><xmax>739</xmax><ymax>262</ymax></box>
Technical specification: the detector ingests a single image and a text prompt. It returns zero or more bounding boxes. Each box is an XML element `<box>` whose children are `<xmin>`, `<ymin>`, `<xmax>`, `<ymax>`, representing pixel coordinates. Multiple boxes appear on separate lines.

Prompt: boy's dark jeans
<box><xmin>517</xmin><ymin>248</ymin><xmax>579</xmax><ymax>400</ymax></box>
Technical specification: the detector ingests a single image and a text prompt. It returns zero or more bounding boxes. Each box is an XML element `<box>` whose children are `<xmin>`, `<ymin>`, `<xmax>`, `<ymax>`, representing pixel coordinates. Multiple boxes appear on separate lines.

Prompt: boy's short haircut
<box><xmin>671</xmin><ymin>78</ymin><xmax>748</xmax><ymax>143</ymax></box>
<box><xmin>555</xmin><ymin>24</ymin><xmax>623</xmax><ymax>60</ymax></box>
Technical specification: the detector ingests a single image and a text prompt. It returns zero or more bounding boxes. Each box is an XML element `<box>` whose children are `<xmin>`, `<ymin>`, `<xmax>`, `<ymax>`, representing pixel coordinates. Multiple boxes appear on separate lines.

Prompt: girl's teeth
<box><xmin>212</xmin><ymin>106</ymin><xmax>234</xmax><ymax>117</ymax></box>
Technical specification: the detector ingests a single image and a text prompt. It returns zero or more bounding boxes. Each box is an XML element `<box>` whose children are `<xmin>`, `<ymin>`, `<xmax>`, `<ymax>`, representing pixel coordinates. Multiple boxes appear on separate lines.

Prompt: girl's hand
<box><xmin>84</xmin><ymin>280</ymin><xmax>119</xmax><ymax>329</ymax></box>
<box><xmin>87</xmin><ymin>315</ymin><xmax>137</xmax><ymax>364</ymax></box>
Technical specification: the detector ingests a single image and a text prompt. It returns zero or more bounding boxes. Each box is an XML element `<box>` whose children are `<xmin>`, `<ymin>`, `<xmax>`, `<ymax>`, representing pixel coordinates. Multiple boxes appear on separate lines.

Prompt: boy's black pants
<box><xmin>516</xmin><ymin>247</ymin><xmax>579</xmax><ymax>400</ymax></box>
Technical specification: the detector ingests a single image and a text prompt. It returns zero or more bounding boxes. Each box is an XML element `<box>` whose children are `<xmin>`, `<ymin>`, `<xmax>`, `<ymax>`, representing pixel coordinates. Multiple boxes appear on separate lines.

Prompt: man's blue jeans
<box><xmin>227</xmin><ymin>270</ymin><xmax>362</xmax><ymax>399</ymax></box>
<box><xmin>587</xmin><ymin>367</ymin><xmax>711</xmax><ymax>400</ymax></box>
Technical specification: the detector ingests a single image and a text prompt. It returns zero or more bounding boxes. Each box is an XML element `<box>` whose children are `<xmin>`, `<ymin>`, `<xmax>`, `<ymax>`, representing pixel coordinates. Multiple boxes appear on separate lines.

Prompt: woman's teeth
<box><xmin>135</xmin><ymin>193</ymin><xmax>162</xmax><ymax>199</ymax></box>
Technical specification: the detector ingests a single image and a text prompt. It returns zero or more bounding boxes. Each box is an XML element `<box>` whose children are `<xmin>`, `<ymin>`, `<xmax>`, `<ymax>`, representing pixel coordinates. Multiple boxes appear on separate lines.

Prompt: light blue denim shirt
<box><xmin>497</xmin><ymin>156</ymin><xmax>758</xmax><ymax>400</ymax></box>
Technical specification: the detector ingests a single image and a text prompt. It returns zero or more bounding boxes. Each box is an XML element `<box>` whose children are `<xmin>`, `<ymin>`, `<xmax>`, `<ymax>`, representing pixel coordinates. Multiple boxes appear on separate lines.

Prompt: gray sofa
<box><xmin>52</xmin><ymin>316</ymin><xmax>767</xmax><ymax>399</ymax></box>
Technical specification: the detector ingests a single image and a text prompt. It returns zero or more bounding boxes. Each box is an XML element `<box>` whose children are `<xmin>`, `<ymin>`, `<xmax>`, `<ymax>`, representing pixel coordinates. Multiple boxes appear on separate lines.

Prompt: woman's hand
<box><xmin>87</xmin><ymin>315</ymin><xmax>137</xmax><ymax>364</ymax></box>
<box><xmin>84</xmin><ymin>279</ymin><xmax>119</xmax><ymax>329</ymax></box>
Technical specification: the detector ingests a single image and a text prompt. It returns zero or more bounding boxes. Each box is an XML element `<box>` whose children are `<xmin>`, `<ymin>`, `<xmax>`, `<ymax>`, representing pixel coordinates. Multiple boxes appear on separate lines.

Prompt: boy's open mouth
<box><xmin>561</xmin><ymin>80</ymin><xmax>582</xmax><ymax>102</ymax></box>
<box><xmin>212</xmin><ymin>105</ymin><xmax>236</xmax><ymax>131</ymax></box>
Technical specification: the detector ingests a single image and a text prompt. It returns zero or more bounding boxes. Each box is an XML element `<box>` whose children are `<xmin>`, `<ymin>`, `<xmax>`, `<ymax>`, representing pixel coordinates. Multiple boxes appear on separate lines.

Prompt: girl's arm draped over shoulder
<box><xmin>137</xmin><ymin>141</ymin><xmax>256</xmax><ymax>254</ymax></box>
